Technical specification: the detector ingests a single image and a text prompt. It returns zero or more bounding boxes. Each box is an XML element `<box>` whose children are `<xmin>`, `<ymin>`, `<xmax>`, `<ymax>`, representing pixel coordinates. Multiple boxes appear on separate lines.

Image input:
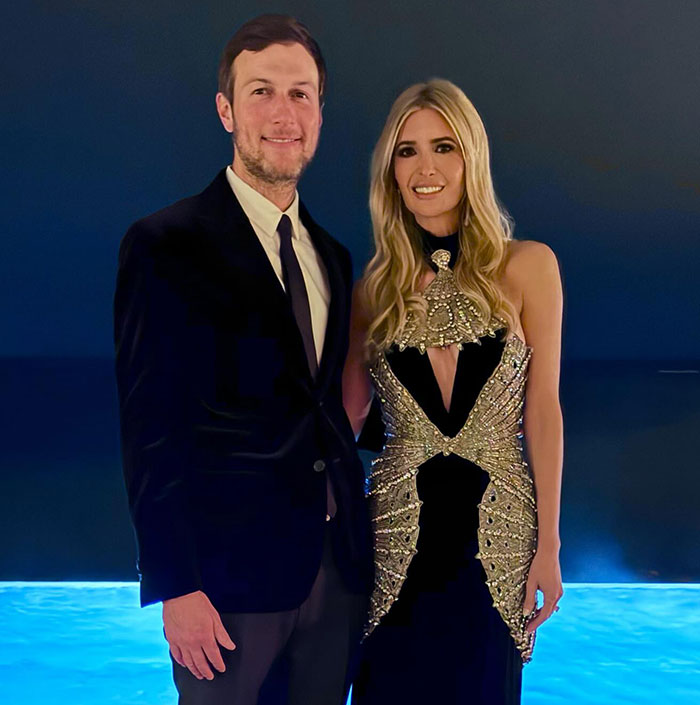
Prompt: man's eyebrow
<box><xmin>395</xmin><ymin>136</ymin><xmax>458</xmax><ymax>147</ymax></box>
<box><xmin>242</xmin><ymin>78</ymin><xmax>273</xmax><ymax>88</ymax></box>
<box><xmin>241</xmin><ymin>78</ymin><xmax>317</xmax><ymax>89</ymax></box>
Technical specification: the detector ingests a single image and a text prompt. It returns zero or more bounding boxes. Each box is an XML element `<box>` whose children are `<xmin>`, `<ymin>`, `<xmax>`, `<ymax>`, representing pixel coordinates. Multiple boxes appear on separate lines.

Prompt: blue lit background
<box><xmin>1</xmin><ymin>583</ymin><xmax>698</xmax><ymax>704</ymax></box>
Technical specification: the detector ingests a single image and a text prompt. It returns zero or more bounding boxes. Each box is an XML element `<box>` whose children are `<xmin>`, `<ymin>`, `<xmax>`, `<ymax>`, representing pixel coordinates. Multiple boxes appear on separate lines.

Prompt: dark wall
<box><xmin>2</xmin><ymin>2</ymin><xmax>699</xmax><ymax>581</ymax></box>
<box><xmin>3</xmin><ymin>0</ymin><xmax>699</xmax><ymax>358</ymax></box>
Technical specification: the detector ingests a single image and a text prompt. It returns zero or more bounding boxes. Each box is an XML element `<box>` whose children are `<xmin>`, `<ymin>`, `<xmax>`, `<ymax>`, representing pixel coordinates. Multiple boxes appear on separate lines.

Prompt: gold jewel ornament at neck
<box><xmin>396</xmin><ymin>249</ymin><xmax>504</xmax><ymax>353</ymax></box>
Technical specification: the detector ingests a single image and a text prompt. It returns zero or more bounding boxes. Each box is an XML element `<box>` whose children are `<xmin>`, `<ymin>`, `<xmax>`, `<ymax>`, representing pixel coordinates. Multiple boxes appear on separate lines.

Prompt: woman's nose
<box><xmin>418</xmin><ymin>154</ymin><xmax>436</xmax><ymax>176</ymax></box>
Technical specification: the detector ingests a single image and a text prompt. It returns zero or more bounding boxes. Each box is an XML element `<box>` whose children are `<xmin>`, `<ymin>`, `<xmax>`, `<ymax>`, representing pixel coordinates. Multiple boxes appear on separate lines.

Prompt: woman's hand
<box><xmin>523</xmin><ymin>546</ymin><xmax>563</xmax><ymax>633</ymax></box>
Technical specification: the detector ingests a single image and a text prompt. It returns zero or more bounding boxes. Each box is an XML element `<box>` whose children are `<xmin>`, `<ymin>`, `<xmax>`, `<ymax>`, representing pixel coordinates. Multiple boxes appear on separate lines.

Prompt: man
<box><xmin>114</xmin><ymin>15</ymin><xmax>373</xmax><ymax>705</ymax></box>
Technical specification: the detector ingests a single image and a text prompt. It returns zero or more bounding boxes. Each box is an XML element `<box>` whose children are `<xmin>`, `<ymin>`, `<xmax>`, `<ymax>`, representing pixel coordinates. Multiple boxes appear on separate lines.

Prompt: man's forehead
<box><xmin>233</xmin><ymin>43</ymin><xmax>319</xmax><ymax>86</ymax></box>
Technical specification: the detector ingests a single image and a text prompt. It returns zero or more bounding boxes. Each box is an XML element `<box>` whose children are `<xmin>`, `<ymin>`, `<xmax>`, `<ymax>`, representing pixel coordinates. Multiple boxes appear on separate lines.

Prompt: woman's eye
<box><xmin>396</xmin><ymin>147</ymin><xmax>416</xmax><ymax>158</ymax></box>
<box><xmin>436</xmin><ymin>143</ymin><xmax>454</xmax><ymax>153</ymax></box>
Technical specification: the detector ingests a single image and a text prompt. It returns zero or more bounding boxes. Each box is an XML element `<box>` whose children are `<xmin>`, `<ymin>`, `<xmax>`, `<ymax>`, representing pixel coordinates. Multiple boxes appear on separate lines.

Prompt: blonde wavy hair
<box><xmin>362</xmin><ymin>78</ymin><xmax>517</xmax><ymax>357</ymax></box>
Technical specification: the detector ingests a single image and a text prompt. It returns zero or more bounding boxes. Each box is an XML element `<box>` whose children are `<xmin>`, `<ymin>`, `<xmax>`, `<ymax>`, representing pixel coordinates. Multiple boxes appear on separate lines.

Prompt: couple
<box><xmin>114</xmin><ymin>13</ymin><xmax>563</xmax><ymax>705</ymax></box>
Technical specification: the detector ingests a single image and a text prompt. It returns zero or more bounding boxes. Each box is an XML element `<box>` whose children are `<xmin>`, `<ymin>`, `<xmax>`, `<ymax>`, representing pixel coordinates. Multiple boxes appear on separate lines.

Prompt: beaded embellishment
<box><xmin>397</xmin><ymin>249</ymin><xmax>505</xmax><ymax>352</ymax></box>
<box><xmin>365</xmin><ymin>250</ymin><xmax>538</xmax><ymax>663</ymax></box>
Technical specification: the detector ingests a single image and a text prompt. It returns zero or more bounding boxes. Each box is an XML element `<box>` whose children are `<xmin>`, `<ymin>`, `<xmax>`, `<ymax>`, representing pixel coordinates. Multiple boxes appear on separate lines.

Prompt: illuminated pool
<box><xmin>0</xmin><ymin>583</ymin><xmax>697</xmax><ymax>704</ymax></box>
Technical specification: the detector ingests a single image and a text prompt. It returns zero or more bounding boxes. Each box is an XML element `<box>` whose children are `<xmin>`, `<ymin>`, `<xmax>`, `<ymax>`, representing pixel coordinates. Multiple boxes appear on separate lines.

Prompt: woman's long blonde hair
<box><xmin>362</xmin><ymin>78</ymin><xmax>517</xmax><ymax>358</ymax></box>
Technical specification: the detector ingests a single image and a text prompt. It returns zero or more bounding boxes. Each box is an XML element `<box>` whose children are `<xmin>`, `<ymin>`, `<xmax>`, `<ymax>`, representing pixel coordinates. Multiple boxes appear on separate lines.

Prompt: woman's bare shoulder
<box><xmin>506</xmin><ymin>238</ymin><xmax>557</xmax><ymax>265</ymax></box>
<box><xmin>504</xmin><ymin>239</ymin><xmax>559</xmax><ymax>286</ymax></box>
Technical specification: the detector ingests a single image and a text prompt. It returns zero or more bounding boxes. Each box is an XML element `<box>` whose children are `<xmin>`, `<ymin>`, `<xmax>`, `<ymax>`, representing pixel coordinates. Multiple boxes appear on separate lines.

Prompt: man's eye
<box><xmin>252</xmin><ymin>88</ymin><xmax>268</xmax><ymax>95</ymax></box>
<box><xmin>396</xmin><ymin>147</ymin><xmax>416</xmax><ymax>158</ymax></box>
<box><xmin>294</xmin><ymin>91</ymin><xmax>309</xmax><ymax>99</ymax></box>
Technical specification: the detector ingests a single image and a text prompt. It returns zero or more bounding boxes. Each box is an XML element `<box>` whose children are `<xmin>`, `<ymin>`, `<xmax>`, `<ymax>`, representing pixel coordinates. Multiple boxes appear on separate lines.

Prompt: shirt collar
<box><xmin>226</xmin><ymin>165</ymin><xmax>302</xmax><ymax>240</ymax></box>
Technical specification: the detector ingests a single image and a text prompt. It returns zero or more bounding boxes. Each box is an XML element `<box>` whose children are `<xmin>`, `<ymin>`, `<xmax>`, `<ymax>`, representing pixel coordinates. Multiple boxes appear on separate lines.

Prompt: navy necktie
<box><xmin>277</xmin><ymin>215</ymin><xmax>336</xmax><ymax>519</ymax></box>
<box><xmin>277</xmin><ymin>215</ymin><xmax>318</xmax><ymax>379</ymax></box>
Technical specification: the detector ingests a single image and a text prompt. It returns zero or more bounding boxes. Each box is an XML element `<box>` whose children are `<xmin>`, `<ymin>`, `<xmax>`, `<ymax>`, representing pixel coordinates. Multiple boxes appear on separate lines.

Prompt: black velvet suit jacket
<box><xmin>114</xmin><ymin>169</ymin><xmax>374</xmax><ymax>610</ymax></box>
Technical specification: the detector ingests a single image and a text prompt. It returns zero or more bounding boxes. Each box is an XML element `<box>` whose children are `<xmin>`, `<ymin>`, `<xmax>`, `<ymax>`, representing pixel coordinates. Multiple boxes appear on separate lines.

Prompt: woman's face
<box><xmin>393</xmin><ymin>108</ymin><xmax>465</xmax><ymax>236</ymax></box>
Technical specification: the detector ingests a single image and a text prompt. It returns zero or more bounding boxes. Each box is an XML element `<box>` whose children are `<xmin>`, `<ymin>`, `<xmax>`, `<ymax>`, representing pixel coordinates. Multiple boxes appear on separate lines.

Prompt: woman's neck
<box><xmin>419</xmin><ymin>225</ymin><xmax>460</xmax><ymax>269</ymax></box>
<box><xmin>414</xmin><ymin>213</ymin><xmax>459</xmax><ymax>237</ymax></box>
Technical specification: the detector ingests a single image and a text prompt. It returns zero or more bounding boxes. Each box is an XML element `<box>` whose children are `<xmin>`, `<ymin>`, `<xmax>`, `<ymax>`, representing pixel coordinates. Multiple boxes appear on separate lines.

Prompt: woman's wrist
<box><xmin>536</xmin><ymin>535</ymin><xmax>561</xmax><ymax>554</ymax></box>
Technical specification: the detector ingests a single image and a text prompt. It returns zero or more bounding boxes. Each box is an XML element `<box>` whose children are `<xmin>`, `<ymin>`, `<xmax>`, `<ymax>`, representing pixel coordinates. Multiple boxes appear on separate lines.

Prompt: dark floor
<box><xmin>1</xmin><ymin>356</ymin><xmax>698</xmax><ymax>582</ymax></box>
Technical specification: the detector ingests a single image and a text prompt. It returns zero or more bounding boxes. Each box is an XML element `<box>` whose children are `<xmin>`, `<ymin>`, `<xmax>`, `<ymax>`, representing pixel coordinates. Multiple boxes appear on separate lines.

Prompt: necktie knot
<box><xmin>277</xmin><ymin>214</ymin><xmax>293</xmax><ymax>243</ymax></box>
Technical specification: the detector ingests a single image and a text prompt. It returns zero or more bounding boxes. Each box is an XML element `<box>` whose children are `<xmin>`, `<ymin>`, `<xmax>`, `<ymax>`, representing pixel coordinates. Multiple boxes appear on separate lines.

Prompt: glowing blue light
<box><xmin>0</xmin><ymin>583</ymin><xmax>698</xmax><ymax>704</ymax></box>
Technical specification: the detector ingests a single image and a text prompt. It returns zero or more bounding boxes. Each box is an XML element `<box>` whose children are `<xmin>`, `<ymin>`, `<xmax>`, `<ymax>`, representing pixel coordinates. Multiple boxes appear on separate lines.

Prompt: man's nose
<box><xmin>270</xmin><ymin>95</ymin><xmax>296</xmax><ymax>124</ymax></box>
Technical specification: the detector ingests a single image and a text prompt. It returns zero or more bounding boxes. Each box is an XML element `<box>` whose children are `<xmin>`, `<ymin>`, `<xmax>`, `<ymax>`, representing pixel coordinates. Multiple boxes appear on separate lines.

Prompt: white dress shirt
<box><xmin>226</xmin><ymin>166</ymin><xmax>330</xmax><ymax>366</ymax></box>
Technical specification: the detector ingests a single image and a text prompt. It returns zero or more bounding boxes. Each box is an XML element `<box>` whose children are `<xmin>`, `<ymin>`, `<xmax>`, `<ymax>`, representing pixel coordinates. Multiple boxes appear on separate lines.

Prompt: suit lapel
<box><xmin>195</xmin><ymin>170</ymin><xmax>346</xmax><ymax>390</ymax></box>
<box><xmin>196</xmin><ymin>170</ymin><xmax>313</xmax><ymax>382</ymax></box>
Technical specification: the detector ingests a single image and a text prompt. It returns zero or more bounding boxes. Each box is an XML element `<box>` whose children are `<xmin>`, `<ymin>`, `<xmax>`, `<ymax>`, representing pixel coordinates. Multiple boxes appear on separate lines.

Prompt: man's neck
<box><xmin>231</xmin><ymin>161</ymin><xmax>297</xmax><ymax>212</ymax></box>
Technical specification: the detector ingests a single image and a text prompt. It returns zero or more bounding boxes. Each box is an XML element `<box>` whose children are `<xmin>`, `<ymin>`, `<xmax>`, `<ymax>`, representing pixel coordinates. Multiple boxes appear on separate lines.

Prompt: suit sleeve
<box><xmin>114</xmin><ymin>223</ymin><xmax>202</xmax><ymax>606</ymax></box>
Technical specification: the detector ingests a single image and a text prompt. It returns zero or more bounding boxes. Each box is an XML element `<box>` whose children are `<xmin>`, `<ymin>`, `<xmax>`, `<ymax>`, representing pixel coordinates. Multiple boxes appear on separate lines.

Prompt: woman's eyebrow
<box><xmin>396</xmin><ymin>136</ymin><xmax>457</xmax><ymax>147</ymax></box>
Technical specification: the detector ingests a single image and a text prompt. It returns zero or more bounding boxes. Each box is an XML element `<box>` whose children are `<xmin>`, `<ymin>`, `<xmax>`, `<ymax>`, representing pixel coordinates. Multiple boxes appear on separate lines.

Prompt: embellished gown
<box><xmin>352</xmin><ymin>233</ymin><xmax>537</xmax><ymax>705</ymax></box>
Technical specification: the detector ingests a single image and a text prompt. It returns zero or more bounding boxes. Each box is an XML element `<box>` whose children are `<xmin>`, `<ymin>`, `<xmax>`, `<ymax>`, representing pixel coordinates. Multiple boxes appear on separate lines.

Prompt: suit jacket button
<box><xmin>313</xmin><ymin>459</ymin><xmax>326</xmax><ymax>472</ymax></box>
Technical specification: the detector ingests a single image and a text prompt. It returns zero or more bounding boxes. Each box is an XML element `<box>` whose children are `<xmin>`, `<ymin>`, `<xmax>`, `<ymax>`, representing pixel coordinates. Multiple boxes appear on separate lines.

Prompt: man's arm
<box><xmin>114</xmin><ymin>222</ymin><xmax>235</xmax><ymax>680</ymax></box>
<box><xmin>114</xmin><ymin>222</ymin><xmax>202</xmax><ymax>604</ymax></box>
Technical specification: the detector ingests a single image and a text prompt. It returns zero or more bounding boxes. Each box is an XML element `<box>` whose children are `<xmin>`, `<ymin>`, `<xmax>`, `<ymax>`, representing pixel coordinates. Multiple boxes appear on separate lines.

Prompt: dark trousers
<box><xmin>172</xmin><ymin>525</ymin><xmax>368</xmax><ymax>705</ymax></box>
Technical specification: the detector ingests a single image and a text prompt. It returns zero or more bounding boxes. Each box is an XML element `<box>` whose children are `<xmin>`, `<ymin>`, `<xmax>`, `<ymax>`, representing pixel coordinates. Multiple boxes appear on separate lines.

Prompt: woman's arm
<box><xmin>505</xmin><ymin>240</ymin><xmax>564</xmax><ymax>632</ymax></box>
<box><xmin>343</xmin><ymin>282</ymin><xmax>374</xmax><ymax>437</ymax></box>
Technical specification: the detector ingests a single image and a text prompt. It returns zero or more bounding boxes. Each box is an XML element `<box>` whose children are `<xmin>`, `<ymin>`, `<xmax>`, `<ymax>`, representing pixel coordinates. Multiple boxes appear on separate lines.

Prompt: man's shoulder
<box><xmin>313</xmin><ymin>222</ymin><xmax>353</xmax><ymax>286</ymax></box>
<box><xmin>119</xmin><ymin>197</ymin><xmax>199</xmax><ymax>268</ymax></box>
<box><xmin>299</xmin><ymin>202</ymin><xmax>351</xmax><ymax>263</ymax></box>
<box><xmin>127</xmin><ymin>191</ymin><xmax>205</xmax><ymax>242</ymax></box>
<box><xmin>120</xmin><ymin>172</ymin><xmax>226</xmax><ymax>261</ymax></box>
<box><xmin>321</xmin><ymin>226</ymin><xmax>352</xmax><ymax>262</ymax></box>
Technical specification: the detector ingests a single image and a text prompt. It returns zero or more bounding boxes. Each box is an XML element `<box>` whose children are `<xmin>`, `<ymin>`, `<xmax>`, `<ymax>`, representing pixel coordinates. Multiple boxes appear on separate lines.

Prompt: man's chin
<box><xmin>260</xmin><ymin>167</ymin><xmax>303</xmax><ymax>185</ymax></box>
<box><xmin>237</xmin><ymin>147</ymin><xmax>311</xmax><ymax>187</ymax></box>
<box><xmin>257</xmin><ymin>160</ymin><xmax>309</xmax><ymax>185</ymax></box>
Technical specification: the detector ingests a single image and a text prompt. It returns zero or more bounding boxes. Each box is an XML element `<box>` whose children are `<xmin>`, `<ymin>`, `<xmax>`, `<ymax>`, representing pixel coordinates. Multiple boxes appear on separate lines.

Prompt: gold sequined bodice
<box><xmin>364</xmin><ymin>250</ymin><xmax>538</xmax><ymax>663</ymax></box>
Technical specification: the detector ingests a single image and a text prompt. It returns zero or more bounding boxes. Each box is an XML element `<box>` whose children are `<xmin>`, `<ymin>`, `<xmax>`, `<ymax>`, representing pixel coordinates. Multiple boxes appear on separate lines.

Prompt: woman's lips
<box><xmin>412</xmin><ymin>185</ymin><xmax>445</xmax><ymax>197</ymax></box>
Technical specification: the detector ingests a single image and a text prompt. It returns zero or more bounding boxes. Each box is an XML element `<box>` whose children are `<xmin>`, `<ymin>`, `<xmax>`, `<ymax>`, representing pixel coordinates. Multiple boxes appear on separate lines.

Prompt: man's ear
<box><xmin>319</xmin><ymin>101</ymin><xmax>324</xmax><ymax>129</ymax></box>
<box><xmin>215</xmin><ymin>93</ymin><xmax>234</xmax><ymax>134</ymax></box>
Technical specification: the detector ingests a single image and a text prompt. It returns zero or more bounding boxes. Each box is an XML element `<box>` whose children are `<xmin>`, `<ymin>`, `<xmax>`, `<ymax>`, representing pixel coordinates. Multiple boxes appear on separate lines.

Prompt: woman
<box><xmin>343</xmin><ymin>79</ymin><xmax>564</xmax><ymax>704</ymax></box>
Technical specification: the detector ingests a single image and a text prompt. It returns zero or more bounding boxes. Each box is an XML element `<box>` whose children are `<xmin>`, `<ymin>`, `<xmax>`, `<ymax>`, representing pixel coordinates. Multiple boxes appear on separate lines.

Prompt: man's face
<box><xmin>225</xmin><ymin>42</ymin><xmax>322</xmax><ymax>186</ymax></box>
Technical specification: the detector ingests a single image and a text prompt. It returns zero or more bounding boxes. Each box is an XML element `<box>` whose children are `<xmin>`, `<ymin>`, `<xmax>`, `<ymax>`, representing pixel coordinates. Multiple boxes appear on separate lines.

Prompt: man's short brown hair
<box><xmin>218</xmin><ymin>14</ymin><xmax>326</xmax><ymax>105</ymax></box>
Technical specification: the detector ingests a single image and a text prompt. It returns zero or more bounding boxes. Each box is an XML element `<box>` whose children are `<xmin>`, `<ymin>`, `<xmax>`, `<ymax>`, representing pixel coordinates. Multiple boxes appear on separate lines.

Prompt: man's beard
<box><xmin>233</xmin><ymin>133</ymin><xmax>311</xmax><ymax>186</ymax></box>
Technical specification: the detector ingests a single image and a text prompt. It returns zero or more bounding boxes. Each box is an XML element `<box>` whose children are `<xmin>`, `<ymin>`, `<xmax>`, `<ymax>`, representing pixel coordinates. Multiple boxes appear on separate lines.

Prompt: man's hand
<box><xmin>163</xmin><ymin>590</ymin><xmax>236</xmax><ymax>680</ymax></box>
